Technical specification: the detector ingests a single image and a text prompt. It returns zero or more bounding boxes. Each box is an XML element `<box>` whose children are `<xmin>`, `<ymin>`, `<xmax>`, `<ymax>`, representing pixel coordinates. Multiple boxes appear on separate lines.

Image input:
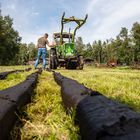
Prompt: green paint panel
<box><xmin>64</xmin><ymin>43</ymin><xmax>75</xmax><ymax>56</ymax></box>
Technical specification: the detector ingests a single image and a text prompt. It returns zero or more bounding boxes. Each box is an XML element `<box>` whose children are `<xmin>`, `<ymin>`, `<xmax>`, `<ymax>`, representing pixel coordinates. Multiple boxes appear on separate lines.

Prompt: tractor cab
<box><xmin>53</xmin><ymin>32</ymin><xmax>73</xmax><ymax>42</ymax></box>
<box><xmin>49</xmin><ymin>12</ymin><xmax>88</xmax><ymax>70</ymax></box>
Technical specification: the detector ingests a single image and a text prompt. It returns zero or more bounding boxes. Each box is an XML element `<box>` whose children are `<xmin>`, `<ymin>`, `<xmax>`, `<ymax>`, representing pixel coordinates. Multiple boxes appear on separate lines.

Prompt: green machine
<box><xmin>49</xmin><ymin>12</ymin><xmax>88</xmax><ymax>69</ymax></box>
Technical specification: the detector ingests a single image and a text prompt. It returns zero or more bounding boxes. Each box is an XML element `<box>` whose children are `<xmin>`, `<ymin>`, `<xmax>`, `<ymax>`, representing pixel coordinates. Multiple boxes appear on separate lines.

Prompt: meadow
<box><xmin>57</xmin><ymin>66</ymin><xmax>140</xmax><ymax>112</ymax></box>
<box><xmin>0</xmin><ymin>66</ymin><xmax>34</xmax><ymax>90</ymax></box>
<box><xmin>0</xmin><ymin>65</ymin><xmax>140</xmax><ymax>139</ymax></box>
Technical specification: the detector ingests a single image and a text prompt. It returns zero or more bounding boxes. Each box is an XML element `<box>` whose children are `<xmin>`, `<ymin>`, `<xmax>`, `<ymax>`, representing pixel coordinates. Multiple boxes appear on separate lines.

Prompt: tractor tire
<box><xmin>66</xmin><ymin>60</ymin><xmax>77</xmax><ymax>69</ymax></box>
<box><xmin>65</xmin><ymin>60</ymin><xmax>71</xmax><ymax>69</ymax></box>
<box><xmin>49</xmin><ymin>48</ymin><xmax>58</xmax><ymax>70</ymax></box>
<box><xmin>78</xmin><ymin>55</ymin><xmax>84</xmax><ymax>70</ymax></box>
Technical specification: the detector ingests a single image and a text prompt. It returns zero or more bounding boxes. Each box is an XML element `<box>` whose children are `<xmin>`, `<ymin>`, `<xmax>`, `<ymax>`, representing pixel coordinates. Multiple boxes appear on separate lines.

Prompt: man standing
<box><xmin>34</xmin><ymin>33</ymin><xmax>53</xmax><ymax>70</ymax></box>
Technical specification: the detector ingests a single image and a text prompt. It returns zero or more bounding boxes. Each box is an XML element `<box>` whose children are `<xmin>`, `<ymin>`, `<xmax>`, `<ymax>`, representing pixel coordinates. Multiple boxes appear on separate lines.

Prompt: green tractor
<box><xmin>49</xmin><ymin>12</ymin><xmax>88</xmax><ymax>70</ymax></box>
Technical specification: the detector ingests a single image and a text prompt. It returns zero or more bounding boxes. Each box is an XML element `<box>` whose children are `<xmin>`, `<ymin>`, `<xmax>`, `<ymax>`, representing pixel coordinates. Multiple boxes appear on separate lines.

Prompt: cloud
<box><xmin>1</xmin><ymin>0</ymin><xmax>140</xmax><ymax>45</ymax></box>
<box><xmin>82</xmin><ymin>0</ymin><xmax>140</xmax><ymax>43</ymax></box>
<box><xmin>31</xmin><ymin>12</ymin><xmax>39</xmax><ymax>16</ymax></box>
<box><xmin>7</xmin><ymin>4</ymin><xmax>16</xmax><ymax>10</ymax></box>
<box><xmin>86</xmin><ymin>0</ymin><xmax>103</xmax><ymax>15</ymax></box>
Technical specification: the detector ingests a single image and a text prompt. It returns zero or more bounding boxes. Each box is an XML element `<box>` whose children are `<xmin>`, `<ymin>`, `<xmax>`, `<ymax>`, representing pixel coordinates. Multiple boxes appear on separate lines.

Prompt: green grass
<box><xmin>3</xmin><ymin>65</ymin><xmax>140</xmax><ymax>139</ymax></box>
<box><xmin>56</xmin><ymin>66</ymin><xmax>140</xmax><ymax>112</ymax></box>
<box><xmin>0</xmin><ymin>69</ymin><xmax>35</xmax><ymax>90</ymax></box>
<box><xmin>0</xmin><ymin>65</ymin><xmax>29</xmax><ymax>72</ymax></box>
<box><xmin>11</xmin><ymin>71</ymin><xmax>80</xmax><ymax>140</ymax></box>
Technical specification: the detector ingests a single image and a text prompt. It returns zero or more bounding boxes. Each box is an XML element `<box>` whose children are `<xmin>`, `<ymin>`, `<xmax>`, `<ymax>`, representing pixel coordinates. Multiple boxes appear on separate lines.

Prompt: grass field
<box><xmin>57</xmin><ymin>66</ymin><xmax>140</xmax><ymax>112</ymax></box>
<box><xmin>0</xmin><ymin>71</ymin><xmax>36</xmax><ymax>90</ymax></box>
<box><xmin>1</xmin><ymin>65</ymin><xmax>140</xmax><ymax>139</ymax></box>
<box><xmin>0</xmin><ymin>66</ymin><xmax>28</xmax><ymax>72</ymax></box>
<box><xmin>0</xmin><ymin>66</ymin><xmax>35</xmax><ymax>90</ymax></box>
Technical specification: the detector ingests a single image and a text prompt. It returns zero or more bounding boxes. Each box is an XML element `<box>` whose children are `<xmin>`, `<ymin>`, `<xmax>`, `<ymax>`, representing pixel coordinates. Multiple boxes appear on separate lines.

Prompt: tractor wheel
<box><xmin>66</xmin><ymin>60</ymin><xmax>77</xmax><ymax>69</ymax></box>
<box><xmin>78</xmin><ymin>55</ymin><xmax>84</xmax><ymax>70</ymax></box>
<box><xmin>49</xmin><ymin>48</ymin><xmax>58</xmax><ymax>69</ymax></box>
<box><xmin>66</xmin><ymin>60</ymin><xmax>71</xmax><ymax>69</ymax></box>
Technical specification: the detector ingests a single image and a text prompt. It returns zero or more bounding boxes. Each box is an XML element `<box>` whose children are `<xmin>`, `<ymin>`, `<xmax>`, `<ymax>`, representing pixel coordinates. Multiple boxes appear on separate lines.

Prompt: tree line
<box><xmin>0</xmin><ymin>11</ymin><xmax>140</xmax><ymax>65</ymax></box>
<box><xmin>76</xmin><ymin>23</ymin><xmax>140</xmax><ymax>65</ymax></box>
<box><xmin>0</xmin><ymin>14</ymin><xmax>37</xmax><ymax>65</ymax></box>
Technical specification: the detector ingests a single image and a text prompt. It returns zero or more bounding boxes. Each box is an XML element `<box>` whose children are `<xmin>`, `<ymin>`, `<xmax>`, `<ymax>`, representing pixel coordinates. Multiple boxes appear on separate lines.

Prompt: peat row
<box><xmin>53</xmin><ymin>72</ymin><xmax>140</xmax><ymax>140</ymax></box>
<box><xmin>0</xmin><ymin>67</ymin><xmax>32</xmax><ymax>80</ymax></box>
<box><xmin>0</xmin><ymin>69</ymin><xmax>41</xmax><ymax>140</ymax></box>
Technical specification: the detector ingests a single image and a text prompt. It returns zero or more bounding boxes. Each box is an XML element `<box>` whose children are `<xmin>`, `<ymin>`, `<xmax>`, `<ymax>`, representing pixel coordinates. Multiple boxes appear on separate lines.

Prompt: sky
<box><xmin>1</xmin><ymin>0</ymin><xmax>140</xmax><ymax>45</ymax></box>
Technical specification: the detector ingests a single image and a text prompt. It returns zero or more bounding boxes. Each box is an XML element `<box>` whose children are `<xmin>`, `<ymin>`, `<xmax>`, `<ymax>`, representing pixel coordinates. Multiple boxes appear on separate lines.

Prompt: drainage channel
<box><xmin>0</xmin><ymin>69</ymin><xmax>41</xmax><ymax>139</ymax></box>
<box><xmin>53</xmin><ymin>72</ymin><xmax>140</xmax><ymax>140</ymax></box>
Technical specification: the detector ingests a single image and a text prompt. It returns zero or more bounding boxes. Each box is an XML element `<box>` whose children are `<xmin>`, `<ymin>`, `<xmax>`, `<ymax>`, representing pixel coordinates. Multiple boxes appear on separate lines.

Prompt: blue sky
<box><xmin>1</xmin><ymin>0</ymin><xmax>140</xmax><ymax>45</ymax></box>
